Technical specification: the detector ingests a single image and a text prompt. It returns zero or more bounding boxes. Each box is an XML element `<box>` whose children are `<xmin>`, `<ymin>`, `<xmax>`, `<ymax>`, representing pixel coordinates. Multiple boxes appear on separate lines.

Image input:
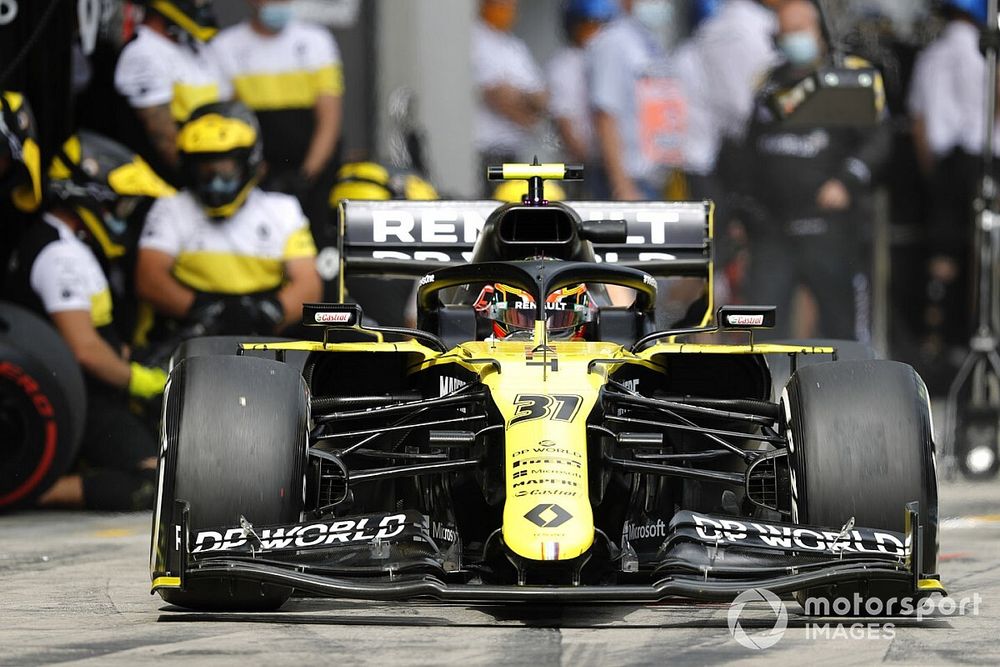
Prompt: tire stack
<box><xmin>0</xmin><ymin>302</ymin><xmax>85</xmax><ymax>509</ymax></box>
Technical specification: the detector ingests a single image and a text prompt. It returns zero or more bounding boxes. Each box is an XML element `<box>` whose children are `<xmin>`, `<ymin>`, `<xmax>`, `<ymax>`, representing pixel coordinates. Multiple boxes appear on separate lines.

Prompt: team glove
<box><xmin>128</xmin><ymin>362</ymin><xmax>167</xmax><ymax>400</ymax></box>
<box><xmin>188</xmin><ymin>290</ymin><xmax>284</xmax><ymax>335</ymax></box>
<box><xmin>237</xmin><ymin>291</ymin><xmax>285</xmax><ymax>334</ymax></box>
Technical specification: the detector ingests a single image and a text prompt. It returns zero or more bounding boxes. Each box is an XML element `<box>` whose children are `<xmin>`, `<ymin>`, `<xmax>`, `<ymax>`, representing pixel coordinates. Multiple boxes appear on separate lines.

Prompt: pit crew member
<box><xmin>135</xmin><ymin>101</ymin><xmax>322</xmax><ymax>344</ymax></box>
<box><xmin>114</xmin><ymin>0</ymin><xmax>230</xmax><ymax>176</ymax></box>
<box><xmin>211</xmin><ymin>0</ymin><xmax>344</xmax><ymax>244</ymax></box>
<box><xmin>739</xmin><ymin>0</ymin><xmax>890</xmax><ymax>340</ymax></box>
<box><xmin>5</xmin><ymin>131</ymin><xmax>175</xmax><ymax>509</ymax></box>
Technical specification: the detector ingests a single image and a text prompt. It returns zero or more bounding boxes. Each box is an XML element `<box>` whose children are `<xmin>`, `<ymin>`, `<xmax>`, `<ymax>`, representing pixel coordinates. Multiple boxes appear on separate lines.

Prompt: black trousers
<box><xmin>78</xmin><ymin>390</ymin><xmax>158</xmax><ymax>511</ymax></box>
<box><xmin>745</xmin><ymin>221</ymin><xmax>871</xmax><ymax>342</ymax></box>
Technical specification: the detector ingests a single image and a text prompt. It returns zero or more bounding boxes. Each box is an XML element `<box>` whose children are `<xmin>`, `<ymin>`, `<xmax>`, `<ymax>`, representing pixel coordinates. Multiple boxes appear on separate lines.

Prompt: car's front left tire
<box><xmin>152</xmin><ymin>354</ymin><xmax>309</xmax><ymax>611</ymax></box>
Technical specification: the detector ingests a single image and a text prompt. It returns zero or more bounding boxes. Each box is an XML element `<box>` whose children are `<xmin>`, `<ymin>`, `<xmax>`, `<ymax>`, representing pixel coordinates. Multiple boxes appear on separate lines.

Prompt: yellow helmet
<box><xmin>177</xmin><ymin>101</ymin><xmax>262</xmax><ymax>219</ymax></box>
<box><xmin>329</xmin><ymin>161</ymin><xmax>439</xmax><ymax>204</ymax></box>
<box><xmin>1</xmin><ymin>92</ymin><xmax>42</xmax><ymax>213</ymax></box>
<box><xmin>48</xmin><ymin>131</ymin><xmax>175</xmax><ymax>259</ymax></box>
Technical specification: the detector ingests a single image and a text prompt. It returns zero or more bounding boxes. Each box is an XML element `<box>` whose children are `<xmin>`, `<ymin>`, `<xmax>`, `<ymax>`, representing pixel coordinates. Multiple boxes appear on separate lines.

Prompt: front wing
<box><xmin>152</xmin><ymin>502</ymin><xmax>945</xmax><ymax>603</ymax></box>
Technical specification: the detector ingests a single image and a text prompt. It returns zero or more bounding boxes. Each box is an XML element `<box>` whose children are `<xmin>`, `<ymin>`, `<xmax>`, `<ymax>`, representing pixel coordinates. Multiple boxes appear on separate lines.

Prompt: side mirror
<box><xmin>717</xmin><ymin>305</ymin><xmax>776</xmax><ymax>330</ymax></box>
<box><xmin>302</xmin><ymin>302</ymin><xmax>363</xmax><ymax>327</ymax></box>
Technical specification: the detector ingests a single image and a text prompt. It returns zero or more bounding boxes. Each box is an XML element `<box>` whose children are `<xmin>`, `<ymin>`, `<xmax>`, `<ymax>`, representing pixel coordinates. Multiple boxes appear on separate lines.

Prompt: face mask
<box><xmin>103</xmin><ymin>211</ymin><xmax>128</xmax><ymax>237</ymax></box>
<box><xmin>196</xmin><ymin>174</ymin><xmax>242</xmax><ymax>212</ymax></box>
<box><xmin>633</xmin><ymin>0</ymin><xmax>673</xmax><ymax>33</ymax></box>
<box><xmin>779</xmin><ymin>31</ymin><xmax>820</xmax><ymax>67</ymax></box>
<box><xmin>259</xmin><ymin>2</ymin><xmax>294</xmax><ymax>32</ymax></box>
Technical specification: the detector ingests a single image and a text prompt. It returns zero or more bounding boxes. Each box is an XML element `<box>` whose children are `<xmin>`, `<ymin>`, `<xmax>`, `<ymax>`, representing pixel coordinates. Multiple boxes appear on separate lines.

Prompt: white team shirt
<box><xmin>139</xmin><ymin>188</ymin><xmax>316</xmax><ymax>294</ymax></box>
<box><xmin>31</xmin><ymin>214</ymin><xmax>113</xmax><ymax>327</ymax></box>
<box><xmin>472</xmin><ymin>19</ymin><xmax>546</xmax><ymax>154</ymax></box>
<box><xmin>114</xmin><ymin>25</ymin><xmax>231</xmax><ymax>121</ymax></box>
<box><xmin>546</xmin><ymin>46</ymin><xmax>597</xmax><ymax>161</ymax></box>
<box><xmin>680</xmin><ymin>0</ymin><xmax>779</xmax><ymax>173</ymax></box>
<box><xmin>587</xmin><ymin>16</ymin><xmax>666</xmax><ymax>181</ymax></box>
<box><xmin>908</xmin><ymin>20</ymin><xmax>1000</xmax><ymax>159</ymax></box>
<box><xmin>210</xmin><ymin>20</ymin><xmax>344</xmax><ymax>110</ymax></box>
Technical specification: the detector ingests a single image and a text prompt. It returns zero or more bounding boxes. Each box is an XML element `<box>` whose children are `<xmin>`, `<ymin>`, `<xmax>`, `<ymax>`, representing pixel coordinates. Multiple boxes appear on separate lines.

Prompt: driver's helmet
<box><xmin>473</xmin><ymin>282</ymin><xmax>594</xmax><ymax>340</ymax></box>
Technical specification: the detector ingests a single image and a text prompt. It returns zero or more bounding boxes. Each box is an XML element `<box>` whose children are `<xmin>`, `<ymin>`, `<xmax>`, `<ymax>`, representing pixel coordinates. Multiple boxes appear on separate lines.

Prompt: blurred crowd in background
<box><xmin>1</xmin><ymin>0</ymin><xmax>997</xmax><ymax>506</ymax></box>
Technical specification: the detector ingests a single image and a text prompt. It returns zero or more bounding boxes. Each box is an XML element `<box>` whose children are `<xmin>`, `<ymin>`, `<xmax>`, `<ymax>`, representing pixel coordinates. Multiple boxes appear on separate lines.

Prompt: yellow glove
<box><xmin>128</xmin><ymin>363</ymin><xmax>167</xmax><ymax>400</ymax></box>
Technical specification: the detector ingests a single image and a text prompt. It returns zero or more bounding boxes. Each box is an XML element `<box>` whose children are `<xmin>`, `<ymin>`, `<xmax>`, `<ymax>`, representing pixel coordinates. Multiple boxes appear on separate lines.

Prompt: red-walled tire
<box><xmin>0</xmin><ymin>302</ymin><xmax>85</xmax><ymax>509</ymax></box>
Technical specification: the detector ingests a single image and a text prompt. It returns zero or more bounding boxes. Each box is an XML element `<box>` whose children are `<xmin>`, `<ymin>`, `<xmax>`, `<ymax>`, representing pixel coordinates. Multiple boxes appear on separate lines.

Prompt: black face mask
<box><xmin>195</xmin><ymin>173</ymin><xmax>241</xmax><ymax>208</ymax></box>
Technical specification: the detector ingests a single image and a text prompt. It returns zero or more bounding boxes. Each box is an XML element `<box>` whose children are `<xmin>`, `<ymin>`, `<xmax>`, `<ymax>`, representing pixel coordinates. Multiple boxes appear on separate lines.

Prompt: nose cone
<box><xmin>501</xmin><ymin>415</ymin><xmax>594</xmax><ymax>561</ymax></box>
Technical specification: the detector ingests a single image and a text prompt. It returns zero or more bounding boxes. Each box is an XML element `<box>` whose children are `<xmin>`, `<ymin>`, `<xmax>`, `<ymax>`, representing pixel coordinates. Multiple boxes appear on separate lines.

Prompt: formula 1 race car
<box><xmin>150</xmin><ymin>164</ymin><xmax>943</xmax><ymax>611</ymax></box>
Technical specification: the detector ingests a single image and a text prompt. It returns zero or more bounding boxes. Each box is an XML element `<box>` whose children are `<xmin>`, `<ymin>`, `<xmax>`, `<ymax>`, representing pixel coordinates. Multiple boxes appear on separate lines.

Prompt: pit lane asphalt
<box><xmin>1</xmin><ymin>478</ymin><xmax>997</xmax><ymax>666</ymax></box>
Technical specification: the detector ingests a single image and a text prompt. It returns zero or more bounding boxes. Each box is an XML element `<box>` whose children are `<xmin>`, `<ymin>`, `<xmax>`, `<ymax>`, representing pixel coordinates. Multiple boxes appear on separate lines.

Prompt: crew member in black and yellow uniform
<box><xmin>5</xmin><ymin>131</ymin><xmax>175</xmax><ymax>510</ymax></box>
<box><xmin>1</xmin><ymin>92</ymin><xmax>44</xmax><ymax>292</ymax></box>
<box><xmin>114</xmin><ymin>0</ymin><xmax>230</xmax><ymax>180</ymax></box>
<box><xmin>211</xmin><ymin>0</ymin><xmax>344</xmax><ymax>250</ymax></box>
<box><xmin>737</xmin><ymin>0</ymin><xmax>890</xmax><ymax>341</ymax></box>
<box><xmin>135</xmin><ymin>101</ymin><xmax>322</xmax><ymax>345</ymax></box>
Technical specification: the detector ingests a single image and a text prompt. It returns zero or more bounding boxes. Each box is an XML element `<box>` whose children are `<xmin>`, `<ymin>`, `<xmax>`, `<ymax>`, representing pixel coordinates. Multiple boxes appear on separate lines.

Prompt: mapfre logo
<box><xmin>316</xmin><ymin>312</ymin><xmax>353</xmax><ymax>324</ymax></box>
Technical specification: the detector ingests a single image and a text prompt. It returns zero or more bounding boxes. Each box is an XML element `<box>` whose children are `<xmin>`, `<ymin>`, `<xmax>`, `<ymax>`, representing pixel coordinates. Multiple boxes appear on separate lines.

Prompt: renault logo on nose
<box><xmin>524</xmin><ymin>504</ymin><xmax>573</xmax><ymax>528</ymax></box>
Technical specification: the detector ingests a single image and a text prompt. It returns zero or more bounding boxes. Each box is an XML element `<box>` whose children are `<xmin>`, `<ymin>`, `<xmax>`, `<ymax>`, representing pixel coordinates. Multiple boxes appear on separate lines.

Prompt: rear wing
<box><xmin>336</xmin><ymin>199</ymin><xmax>713</xmax><ymax>294</ymax></box>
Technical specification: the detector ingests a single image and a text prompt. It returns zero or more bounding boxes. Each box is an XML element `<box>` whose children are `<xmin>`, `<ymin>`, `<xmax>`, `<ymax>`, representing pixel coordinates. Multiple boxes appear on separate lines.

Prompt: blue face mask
<box><xmin>633</xmin><ymin>0</ymin><xmax>673</xmax><ymax>33</ymax></box>
<box><xmin>259</xmin><ymin>2</ymin><xmax>293</xmax><ymax>32</ymax></box>
<box><xmin>206</xmin><ymin>174</ymin><xmax>240</xmax><ymax>195</ymax></box>
<box><xmin>779</xmin><ymin>31</ymin><xmax>820</xmax><ymax>67</ymax></box>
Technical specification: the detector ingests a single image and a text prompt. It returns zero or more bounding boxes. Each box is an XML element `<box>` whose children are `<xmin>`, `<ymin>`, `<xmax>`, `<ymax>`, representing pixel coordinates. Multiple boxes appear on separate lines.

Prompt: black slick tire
<box><xmin>154</xmin><ymin>354</ymin><xmax>308</xmax><ymax>611</ymax></box>
<box><xmin>783</xmin><ymin>359</ymin><xmax>938</xmax><ymax>606</ymax></box>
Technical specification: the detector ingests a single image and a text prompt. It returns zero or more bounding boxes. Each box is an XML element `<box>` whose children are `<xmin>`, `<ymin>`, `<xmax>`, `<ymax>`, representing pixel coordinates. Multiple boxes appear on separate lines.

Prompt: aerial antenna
<box><xmin>814</xmin><ymin>0</ymin><xmax>844</xmax><ymax>66</ymax></box>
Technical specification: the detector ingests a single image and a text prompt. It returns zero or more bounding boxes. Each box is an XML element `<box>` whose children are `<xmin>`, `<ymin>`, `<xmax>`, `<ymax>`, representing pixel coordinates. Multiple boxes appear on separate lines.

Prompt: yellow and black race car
<box><xmin>150</xmin><ymin>164</ymin><xmax>942</xmax><ymax>611</ymax></box>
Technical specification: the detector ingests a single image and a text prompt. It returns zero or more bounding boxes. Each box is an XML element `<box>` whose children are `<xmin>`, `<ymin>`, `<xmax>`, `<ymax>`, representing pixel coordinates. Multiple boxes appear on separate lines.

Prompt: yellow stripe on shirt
<box><xmin>172</xmin><ymin>251</ymin><xmax>285</xmax><ymax>294</ymax></box>
<box><xmin>91</xmin><ymin>288</ymin><xmax>114</xmax><ymax>328</ymax></box>
<box><xmin>171</xmin><ymin>82</ymin><xmax>223</xmax><ymax>122</ymax></box>
<box><xmin>283</xmin><ymin>226</ymin><xmax>318</xmax><ymax>259</ymax></box>
<box><xmin>233</xmin><ymin>65</ymin><xmax>343</xmax><ymax>111</ymax></box>
<box><xmin>313</xmin><ymin>64</ymin><xmax>344</xmax><ymax>97</ymax></box>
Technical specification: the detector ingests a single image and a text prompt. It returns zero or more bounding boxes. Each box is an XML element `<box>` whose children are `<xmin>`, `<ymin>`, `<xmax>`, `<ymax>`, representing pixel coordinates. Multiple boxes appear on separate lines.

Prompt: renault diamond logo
<box><xmin>524</xmin><ymin>504</ymin><xmax>572</xmax><ymax>528</ymax></box>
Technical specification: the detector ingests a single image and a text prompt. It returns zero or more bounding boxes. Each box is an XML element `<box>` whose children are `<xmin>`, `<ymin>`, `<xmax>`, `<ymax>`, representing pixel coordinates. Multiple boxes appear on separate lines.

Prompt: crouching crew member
<box><xmin>135</xmin><ymin>101</ymin><xmax>322</xmax><ymax>345</ymax></box>
<box><xmin>6</xmin><ymin>132</ymin><xmax>175</xmax><ymax>510</ymax></box>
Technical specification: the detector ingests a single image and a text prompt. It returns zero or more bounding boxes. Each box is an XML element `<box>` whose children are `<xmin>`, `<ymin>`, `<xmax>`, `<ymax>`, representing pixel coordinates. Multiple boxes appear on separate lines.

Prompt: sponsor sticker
<box><xmin>191</xmin><ymin>513</ymin><xmax>408</xmax><ymax>554</ymax></box>
<box><xmin>727</xmin><ymin>314</ymin><xmax>765</xmax><ymax>327</ymax></box>
<box><xmin>316</xmin><ymin>311</ymin><xmax>353</xmax><ymax>324</ymax></box>
<box><xmin>682</xmin><ymin>512</ymin><xmax>908</xmax><ymax>558</ymax></box>
<box><xmin>524</xmin><ymin>503</ymin><xmax>573</xmax><ymax>528</ymax></box>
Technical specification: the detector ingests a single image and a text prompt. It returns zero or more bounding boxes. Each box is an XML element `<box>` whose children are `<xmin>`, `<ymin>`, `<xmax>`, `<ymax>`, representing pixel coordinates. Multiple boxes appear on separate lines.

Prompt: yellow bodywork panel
<box><xmin>917</xmin><ymin>578</ymin><xmax>947</xmax><ymax>594</ymax></box>
<box><xmin>243</xmin><ymin>330</ymin><xmax>832</xmax><ymax>562</ymax></box>
<box><xmin>150</xmin><ymin>576</ymin><xmax>181</xmax><ymax>591</ymax></box>
<box><xmin>440</xmin><ymin>328</ymin><xmax>636</xmax><ymax>562</ymax></box>
<box><xmin>639</xmin><ymin>342</ymin><xmax>836</xmax><ymax>359</ymax></box>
